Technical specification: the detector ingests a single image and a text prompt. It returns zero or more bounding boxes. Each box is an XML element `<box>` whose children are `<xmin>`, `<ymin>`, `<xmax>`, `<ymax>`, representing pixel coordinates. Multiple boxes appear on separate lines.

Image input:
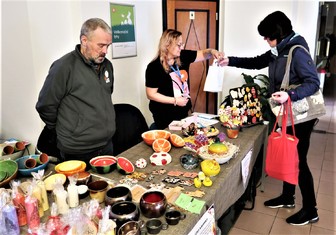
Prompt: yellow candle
<box><xmin>37</xmin><ymin>181</ymin><xmax>49</xmax><ymax>211</ymax></box>
<box><xmin>32</xmin><ymin>186</ymin><xmax>44</xmax><ymax>217</ymax></box>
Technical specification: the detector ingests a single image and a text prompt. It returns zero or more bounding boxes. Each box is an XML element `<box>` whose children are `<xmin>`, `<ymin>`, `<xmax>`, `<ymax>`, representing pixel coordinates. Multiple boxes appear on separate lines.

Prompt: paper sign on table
<box><xmin>188</xmin><ymin>204</ymin><xmax>217</xmax><ymax>235</ymax></box>
<box><xmin>241</xmin><ymin>148</ymin><xmax>253</xmax><ymax>188</ymax></box>
<box><xmin>174</xmin><ymin>193</ymin><xmax>205</xmax><ymax>214</ymax></box>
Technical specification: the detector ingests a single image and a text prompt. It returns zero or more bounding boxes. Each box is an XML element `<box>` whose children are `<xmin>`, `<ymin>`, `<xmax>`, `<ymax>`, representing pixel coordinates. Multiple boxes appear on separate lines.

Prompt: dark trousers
<box><xmin>282</xmin><ymin>118</ymin><xmax>317</xmax><ymax>210</ymax></box>
<box><xmin>60</xmin><ymin>139</ymin><xmax>114</xmax><ymax>170</ymax></box>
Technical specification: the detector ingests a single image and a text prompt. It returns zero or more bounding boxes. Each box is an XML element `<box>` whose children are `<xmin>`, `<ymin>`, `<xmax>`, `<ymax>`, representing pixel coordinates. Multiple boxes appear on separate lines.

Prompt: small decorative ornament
<box><xmin>162</xmin><ymin>176</ymin><xmax>181</xmax><ymax>184</ymax></box>
<box><xmin>135</xmin><ymin>158</ymin><xmax>147</xmax><ymax>169</ymax></box>
<box><xmin>185</xmin><ymin>190</ymin><xmax>205</xmax><ymax>198</ymax></box>
<box><xmin>152</xmin><ymin>169</ymin><xmax>167</xmax><ymax>175</ymax></box>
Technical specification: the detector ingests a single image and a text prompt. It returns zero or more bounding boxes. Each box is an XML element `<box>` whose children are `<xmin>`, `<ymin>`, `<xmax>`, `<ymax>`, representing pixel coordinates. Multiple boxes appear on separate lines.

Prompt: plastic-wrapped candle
<box><xmin>24</xmin><ymin>185</ymin><xmax>40</xmax><ymax>231</ymax></box>
<box><xmin>53</xmin><ymin>178</ymin><xmax>69</xmax><ymax>215</ymax></box>
<box><xmin>10</xmin><ymin>180</ymin><xmax>27</xmax><ymax>226</ymax></box>
<box><xmin>67</xmin><ymin>175</ymin><xmax>79</xmax><ymax>208</ymax></box>
<box><xmin>1</xmin><ymin>190</ymin><xmax>20</xmax><ymax>235</ymax></box>
<box><xmin>32</xmin><ymin>170</ymin><xmax>49</xmax><ymax>211</ymax></box>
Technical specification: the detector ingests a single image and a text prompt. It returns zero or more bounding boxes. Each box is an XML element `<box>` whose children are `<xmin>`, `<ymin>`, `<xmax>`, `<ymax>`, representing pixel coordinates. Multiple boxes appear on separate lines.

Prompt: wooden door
<box><xmin>164</xmin><ymin>0</ymin><xmax>219</xmax><ymax>114</ymax></box>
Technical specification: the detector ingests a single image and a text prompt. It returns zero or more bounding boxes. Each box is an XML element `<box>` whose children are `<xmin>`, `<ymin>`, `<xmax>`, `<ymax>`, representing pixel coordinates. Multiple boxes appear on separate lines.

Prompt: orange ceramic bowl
<box><xmin>141</xmin><ymin>130</ymin><xmax>171</xmax><ymax>146</ymax></box>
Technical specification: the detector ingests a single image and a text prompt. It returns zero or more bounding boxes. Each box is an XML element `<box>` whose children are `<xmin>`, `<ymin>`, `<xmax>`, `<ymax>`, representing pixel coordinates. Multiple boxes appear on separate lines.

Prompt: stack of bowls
<box><xmin>55</xmin><ymin>160</ymin><xmax>86</xmax><ymax>176</ymax></box>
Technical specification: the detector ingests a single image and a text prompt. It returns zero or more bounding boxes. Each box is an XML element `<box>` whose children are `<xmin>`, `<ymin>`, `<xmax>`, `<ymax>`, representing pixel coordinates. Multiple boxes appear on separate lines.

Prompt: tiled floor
<box><xmin>229</xmin><ymin>75</ymin><xmax>336</xmax><ymax>235</ymax></box>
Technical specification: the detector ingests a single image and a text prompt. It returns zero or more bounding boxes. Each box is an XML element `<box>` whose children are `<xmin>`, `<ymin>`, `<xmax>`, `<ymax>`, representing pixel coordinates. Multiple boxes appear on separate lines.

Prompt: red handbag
<box><xmin>265</xmin><ymin>97</ymin><xmax>299</xmax><ymax>185</ymax></box>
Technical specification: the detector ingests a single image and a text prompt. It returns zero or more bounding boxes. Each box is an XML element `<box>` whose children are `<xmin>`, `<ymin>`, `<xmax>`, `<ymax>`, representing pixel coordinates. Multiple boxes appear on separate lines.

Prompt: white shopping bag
<box><xmin>203</xmin><ymin>60</ymin><xmax>225</xmax><ymax>92</ymax></box>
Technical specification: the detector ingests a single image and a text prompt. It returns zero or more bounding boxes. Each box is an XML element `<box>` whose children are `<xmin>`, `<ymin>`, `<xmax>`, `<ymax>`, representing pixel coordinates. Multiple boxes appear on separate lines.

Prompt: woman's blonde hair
<box><xmin>154</xmin><ymin>29</ymin><xmax>182</xmax><ymax>73</ymax></box>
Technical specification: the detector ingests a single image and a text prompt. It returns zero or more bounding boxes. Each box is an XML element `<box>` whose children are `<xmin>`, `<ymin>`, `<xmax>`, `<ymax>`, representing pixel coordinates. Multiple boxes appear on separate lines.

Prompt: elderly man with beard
<box><xmin>36</xmin><ymin>18</ymin><xmax>116</xmax><ymax>166</ymax></box>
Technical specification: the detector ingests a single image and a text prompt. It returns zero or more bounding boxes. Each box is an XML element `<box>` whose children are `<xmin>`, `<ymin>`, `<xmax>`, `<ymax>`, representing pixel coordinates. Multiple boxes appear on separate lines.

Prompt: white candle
<box><xmin>55</xmin><ymin>190</ymin><xmax>69</xmax><ymax>215</ymax></box>
<box><xmin>67</xmin><ymin>184</ymin><xmax>79</xmax><ymax>208</ymax></box>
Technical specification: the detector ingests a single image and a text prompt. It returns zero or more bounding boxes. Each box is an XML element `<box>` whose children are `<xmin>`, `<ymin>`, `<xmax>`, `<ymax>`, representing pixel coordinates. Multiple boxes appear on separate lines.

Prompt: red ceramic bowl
<box><xmin>139</xmin><ymin>191</ymin><xmax>167</xmax><ymax>218</ymax></box>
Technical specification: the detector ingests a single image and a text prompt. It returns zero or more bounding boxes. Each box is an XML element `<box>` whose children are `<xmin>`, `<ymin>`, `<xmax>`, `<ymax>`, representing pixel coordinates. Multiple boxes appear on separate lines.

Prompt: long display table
<box><xmin>18</xmin><ymin>122</ymin><xmax>268</xmax><ymax>234</ymax></box>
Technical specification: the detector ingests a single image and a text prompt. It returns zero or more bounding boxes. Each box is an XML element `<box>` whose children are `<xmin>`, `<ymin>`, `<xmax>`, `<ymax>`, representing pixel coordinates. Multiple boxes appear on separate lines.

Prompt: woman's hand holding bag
<box><xmin>265</xmin><ymin>97</ymin><xmax>299</xmax><ymax>185</ymax></box>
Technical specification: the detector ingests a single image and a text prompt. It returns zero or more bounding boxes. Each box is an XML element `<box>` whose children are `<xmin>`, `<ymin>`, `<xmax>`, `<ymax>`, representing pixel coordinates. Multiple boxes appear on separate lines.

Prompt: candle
<box><xmin>32</xmin><ymin>185</ymin><xmax>44</xmax><ymax>217</ymax></box>
<box><xmin>105</xmin><ymin>220</ymin><xmax>116</xmax><ymax>235</ymax></box>
<box><xmin>37</xmin><ymin>180</ymin><xmax>49</xmax><ymax>211</ymax></box>
<box><xmin>54</xmin><ymin>190</ymin><xmax>69</xmax><ymax>215</ymax></box>
<box><xmin>2</xmin><ymin>203</ymin><xmax>20</xmax><ymax>235</ymax></box>
<box><xmin>24</xmin><ymin>196</ymin><xmax>40</xmax><ymax>231</ymax></box>
<box><xmin>12</xmin><ymin>192</ymin><xmax>27</xmax><ymax>226</ymax></box>
<box><xmin>67</xmin><ymin>184</ymin><xmax>79</xmax><ymax>208</ymax></box>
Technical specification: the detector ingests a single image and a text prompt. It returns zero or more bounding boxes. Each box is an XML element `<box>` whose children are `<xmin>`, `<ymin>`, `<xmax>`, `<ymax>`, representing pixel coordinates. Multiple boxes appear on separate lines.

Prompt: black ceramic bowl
<box><xmin>145</xmin><ymin>219</ymin><xmax>168</xmax><ymax>234</ymax></box>
<box><xmin>180</xmin><ymin>153</ymin><xmax>199</xmax><ymax>170</ymax></box>
<box><xmin>165</xmin><ymin>210</ymin><xmax>186</xmax><ymax>225</ymax></box>
<box><xmin>105</xmin><ymin>186</ymin><xmax>132</xmax><ymax>206</ymax></box>
<box><xmin>110</xmin><ymin>201</ymin><xmax>140</xmax><ymax>230</ymax></box>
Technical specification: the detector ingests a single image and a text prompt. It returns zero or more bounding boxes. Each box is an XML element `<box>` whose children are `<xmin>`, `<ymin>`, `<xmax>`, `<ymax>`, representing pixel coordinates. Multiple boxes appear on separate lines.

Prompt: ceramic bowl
<box><xmin>141</xmin><ymin>130</ymin><xmax>171</xmax><ymax>146</ymax></box>
<box><xmin>43</xmin><ymin>173</ymin><xmax>67</xmax><ymax>191</ymax></box>
<box><xmin>110</xmin><ymin>201</ymin><xmax>140</xmax><ymax>230</ymax></box>
<box><xmin>200</xmin><ymin>159</ymin><xmax>221</xmax><ymax>177</ymax></box>
<box><xmin>87</xmin><ymin>180</ymin><xmax>109</xmax><ymax>203</ymax></box>
<box><xmin>145</xmin><ymin>219</ymin><xmax>168</xmax><ymax>234</ymax></box>
<box><xmin>15</xmin><ymin>155</ymin><xmax>49</xmax><ymax>176</ymax></box>
<box><xmin>180</xmin><ymin>153</ymin><xmax>199</xmax><ymax>170</ymax></box>
<box><xmin>76</xmin><ymin>171</ymin><xmax>91</xmax><ymax>185</ymax></box>
<box><xmin>116</xmin><ymin>157</ymin><xmax>135</xmax><ymax>175</ymax></box>
<box><xmin>165</xmin><ymin>210</ymin><xmax>186</xmax><ymax>225</ymax></box>
<box><xmin>55</xmin><ymin>160</ymin><xmax>86</xmax><ymax>176</ymax></box>
<box><xmin>77</xmin><ymin>185</ymin><xmax>89</xmax><ymax>199</ymax></box>
<box><xmin>197</xmin><ymin>141</ymin><xmax>239</xmax><ymax>164</ymax></box>
<box><xmin>89</xmin><ymin>156</ymin><xmax>117</xmax><ymax>174</ymax></box>
<box><xmin>0</xmin><ymin>160</ymin><xmax>18</xmax><ymax>187</ymax></box>
<box><xmin>105</xmin><ymin>185</ymin><xmax>132</xmax><ymax>206</ymax></box>
<box><xmin>139</xmin><ymin>191</ymin><xmax>167</xmax><ymax>218</ymax></box>
<box><xmin>117</xmin><ymin>220</ymin><xmax>144</xmax><ymax>235</ymax></box>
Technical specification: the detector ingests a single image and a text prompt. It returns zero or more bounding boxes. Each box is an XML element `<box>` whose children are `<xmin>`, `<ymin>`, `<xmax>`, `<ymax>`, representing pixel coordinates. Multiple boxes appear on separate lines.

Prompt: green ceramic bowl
<box><xmin>0</xmin><ymin>160</ymin><xmax>18</xmax><ymax>187</ymax></box>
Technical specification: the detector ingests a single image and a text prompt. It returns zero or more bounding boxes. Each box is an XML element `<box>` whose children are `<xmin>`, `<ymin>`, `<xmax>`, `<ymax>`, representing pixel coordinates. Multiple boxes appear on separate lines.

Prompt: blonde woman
<box><xmin>145</xmin><ymin>29</ymin><xmax>225</xmax><ymax>129</ymax></box>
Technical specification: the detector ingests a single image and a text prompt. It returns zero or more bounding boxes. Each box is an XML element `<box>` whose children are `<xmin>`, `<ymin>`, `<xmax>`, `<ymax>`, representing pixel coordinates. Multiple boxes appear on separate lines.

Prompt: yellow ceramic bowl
<box><xmin>57</xmin><ymin>160</ymin><xmax>83</xmax><ymax>172</ymax></box>
<box><xmin>200</xmin><ymin>159</ymin><xmax>221</xmax><ymax>177</ymax></box>
<box><xmin>55</xmin><ymin>161</ymin><xmax>86</xmax><ymax>176</ymax></box>
<box><xmin>44</xmin><ymin>173</ymin><xmax>67</xmax><ymax>191</ymax></box>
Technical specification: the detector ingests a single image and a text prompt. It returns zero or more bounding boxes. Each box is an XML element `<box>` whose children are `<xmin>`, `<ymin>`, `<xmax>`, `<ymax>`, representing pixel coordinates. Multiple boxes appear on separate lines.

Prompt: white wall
<box><xmin>1</xmin><ymin>0</ymin><xmax>319</xmax><ymax>146</ymax></box>
<box><xmin>219</xmin><ymin>0</ymin><xmax>319</xmax><ymax>101</ymax></box>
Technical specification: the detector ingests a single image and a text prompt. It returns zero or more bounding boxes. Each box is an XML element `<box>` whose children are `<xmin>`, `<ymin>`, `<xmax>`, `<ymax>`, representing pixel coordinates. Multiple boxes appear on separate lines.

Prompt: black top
<box><xmin>145</xmin><ymin>50</ymin><xmax>197</xmax><ymax>129</ymax></box>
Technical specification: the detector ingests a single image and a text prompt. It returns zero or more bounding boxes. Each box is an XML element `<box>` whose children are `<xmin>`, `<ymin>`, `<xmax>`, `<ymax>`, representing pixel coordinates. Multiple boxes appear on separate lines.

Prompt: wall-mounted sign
<box><xmin>110</xmin><ymin>3</ymin><xmax>137</xmax><ymax>58</ymax></box>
